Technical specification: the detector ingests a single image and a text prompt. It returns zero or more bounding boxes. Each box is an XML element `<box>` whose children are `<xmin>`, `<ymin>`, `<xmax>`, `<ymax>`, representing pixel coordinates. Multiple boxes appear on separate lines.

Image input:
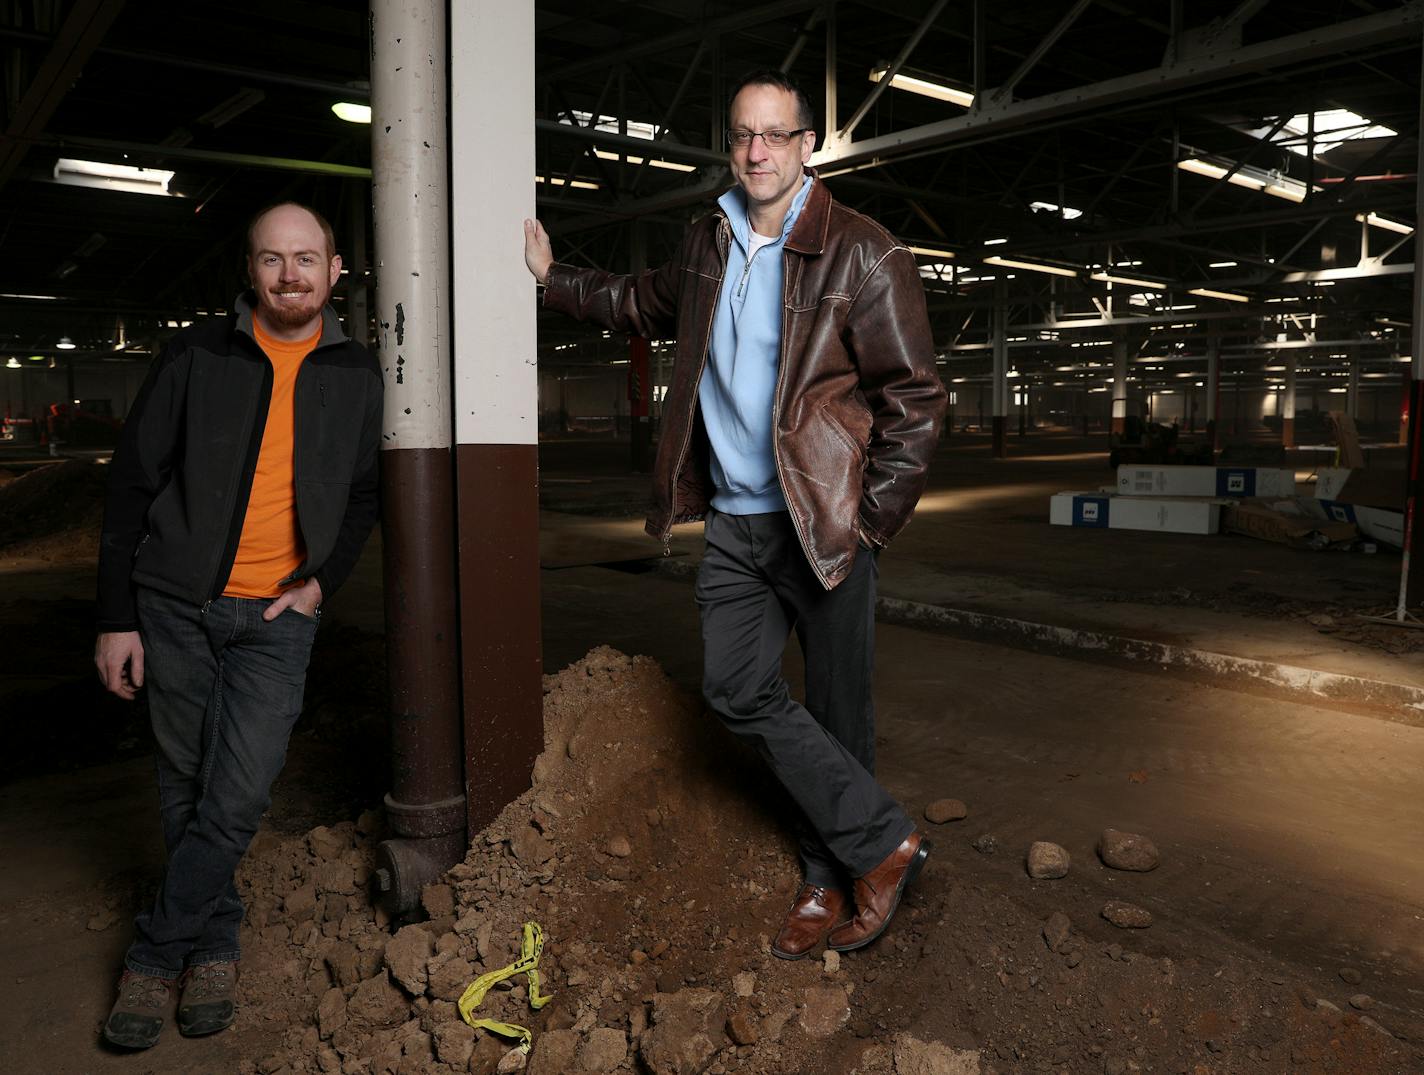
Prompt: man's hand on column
<box><xmin>523</xmin><ymin>218</ymin><xmax>553</xmax><ymax>284</ymax></box>
<box><xmin>96</xmin><ymin>631</ymin><xmax>145</xmax><ymax>700</ymax></box>
<box><xmin>264</xmin><ymin>577</ymin><xmax>323</xmax><ymax>622</ymax></box>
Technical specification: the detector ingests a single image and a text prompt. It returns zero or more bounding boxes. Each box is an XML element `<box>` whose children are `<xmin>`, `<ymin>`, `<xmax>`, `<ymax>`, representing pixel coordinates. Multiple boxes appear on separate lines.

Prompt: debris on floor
<box><xmin>0</xmin><ymin>458</ymin><xmax>107</xmax><ymax>562</ymax></box>
<box><xmin>213</xmin><ymin>647</ymin><xmax>1422</xmax><ymax>1074</ymax></box>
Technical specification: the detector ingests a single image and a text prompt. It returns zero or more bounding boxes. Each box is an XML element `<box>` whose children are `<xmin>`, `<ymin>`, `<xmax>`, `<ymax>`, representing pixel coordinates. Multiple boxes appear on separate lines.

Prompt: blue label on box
<box><xmin>1215</xmin><ymin>469</ymin><xmax>1256</xmax><ymax>497</ymax></box>
<box><xmin>1073</xmin><ymin>496</ymin><xmax>1110</xmax><ymax>527</ymax></box>
<box><xmin>1320</xmin><ymin>499</ymin><xmax>1356</xmax><ymax>523</ymax></box>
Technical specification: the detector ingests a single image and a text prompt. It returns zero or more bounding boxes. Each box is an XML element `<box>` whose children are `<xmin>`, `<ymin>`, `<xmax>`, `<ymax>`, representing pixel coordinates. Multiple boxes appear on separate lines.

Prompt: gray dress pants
<box><xmin>695</xmin><ymin>508</ymin><xmax>913</xmax><ymax>884</ymax></box>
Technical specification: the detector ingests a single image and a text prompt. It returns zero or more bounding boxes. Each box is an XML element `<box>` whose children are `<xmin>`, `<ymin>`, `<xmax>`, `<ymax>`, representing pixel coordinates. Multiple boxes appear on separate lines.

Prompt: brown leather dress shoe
<box><xmin>771</xmin><ymin>884</ymin><xmax>850</xmax><ymax>960</ymax></box>
<box><xmin>827</xmin><ymin>832</ymin><xmax>931</xmax><ymax>952</ymax></box>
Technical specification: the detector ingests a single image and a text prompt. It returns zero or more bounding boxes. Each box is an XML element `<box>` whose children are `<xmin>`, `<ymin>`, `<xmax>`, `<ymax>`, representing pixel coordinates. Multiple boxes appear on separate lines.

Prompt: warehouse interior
<box><xmin>2</xmin><ymin>2</ymin><xmax>1424</xmax><ymax>1073</ymax></box>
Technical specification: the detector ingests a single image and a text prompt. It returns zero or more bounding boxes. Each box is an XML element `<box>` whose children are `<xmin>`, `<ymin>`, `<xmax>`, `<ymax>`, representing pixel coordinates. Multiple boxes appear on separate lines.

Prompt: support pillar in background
<box><xmin>370</xmin><ymin>0</ymin><xmax>466</xmax><ymax>915</ymax></box>
<box><xmin>991</xmin><ymin>279</ymin><xmax>1007</xmax><ymax>458</ymax></box>
<box><xmin>629</xmin><ymin>335</ymin><xmax>651</xmax><ymax>470</ymax></box>
<box><xmin>1110</xmin><ymin>330</ymin><xmax>1128</xmax><ymax>436</ymax></box>
<box><xmin>451</xmin><ymin>0</ymin><xmax>544</xmax><ymax>832</ymax></box>
<box><xmin>1347</xmin><ymin>345</ymin><xmax>1361</xmax><ymax>420</ymax></box>
<box><xmin>1282</xmin><ymin>353</ymin><xmax>1297</xmax><ymax>449</ymax></box>
<box><xmin>348</xmin><ymin>192</ymin><xmax>369</xmax><ymax>347</ymax></box>
<box><xmin>1206</xmin><ymin>333</ymin><xmax>1220</xmax><ymax>450</ymax></box>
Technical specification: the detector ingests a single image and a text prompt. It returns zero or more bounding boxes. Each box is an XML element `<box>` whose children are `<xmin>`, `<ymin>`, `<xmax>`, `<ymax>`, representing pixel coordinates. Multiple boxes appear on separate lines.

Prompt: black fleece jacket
<box><xmin>97</xmin><ymin>293</ymin><xmax>383</xmax><ymax>632</ymax></box>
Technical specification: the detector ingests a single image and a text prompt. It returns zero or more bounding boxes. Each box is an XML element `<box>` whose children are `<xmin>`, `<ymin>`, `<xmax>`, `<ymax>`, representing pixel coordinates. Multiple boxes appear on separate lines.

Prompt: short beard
<box><xmin>261</xmin><ymin>288</ymin><xmax>326</xmax><ymax>329</ymax></box>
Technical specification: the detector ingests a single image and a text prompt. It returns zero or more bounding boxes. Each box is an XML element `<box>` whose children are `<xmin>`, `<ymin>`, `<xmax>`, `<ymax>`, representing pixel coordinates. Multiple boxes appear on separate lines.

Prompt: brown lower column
<box><xmin>455</xmin><ymin>442</ymin><xmax>543</xmax><ymax>831</ymax></box>
<box><xmin>1281</xmin><ymin>417</ymin><xmax>1295</xmax><ymax>450</ymax></box>
<box><xmin>375</xmin><ymin>447</ymin><xmax>467</xmax><ymax>915</ymax></box>
<box><xmin>992</xmin><ymin>415</ymin><xmax>1007</xmax><ymax>458</ymax></box>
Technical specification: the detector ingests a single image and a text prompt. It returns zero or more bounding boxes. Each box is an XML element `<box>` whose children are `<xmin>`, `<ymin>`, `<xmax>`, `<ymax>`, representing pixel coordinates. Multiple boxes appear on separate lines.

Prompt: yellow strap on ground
<box><xmin>457</xmin><ymin>921</ymin><xmax>554</xmax><ymax>1054</ymax></box>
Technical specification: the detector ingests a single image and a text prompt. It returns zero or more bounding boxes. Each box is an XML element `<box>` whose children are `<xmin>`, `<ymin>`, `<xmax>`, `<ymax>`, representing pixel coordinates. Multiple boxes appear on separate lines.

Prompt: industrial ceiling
<box><xmin>1</xmin><ymin>0</ymin><xmax>1419</xmax><ymax>396</ymax></box>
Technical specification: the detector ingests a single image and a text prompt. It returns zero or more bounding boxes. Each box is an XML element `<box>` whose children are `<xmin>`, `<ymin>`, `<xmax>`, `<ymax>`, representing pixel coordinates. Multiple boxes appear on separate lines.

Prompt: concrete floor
<box><xmin>2</xmin><ymin>430</ymin><xmax>1423</xmax><ymax>1069</ymax></box>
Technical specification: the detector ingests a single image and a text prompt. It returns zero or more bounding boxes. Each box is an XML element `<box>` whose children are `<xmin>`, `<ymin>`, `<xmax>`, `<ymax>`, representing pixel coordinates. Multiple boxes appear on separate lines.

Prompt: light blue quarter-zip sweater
<box><xmin>699</xmin><ymin>173</ymin><xmax>814</xmax><ymax>515</ymax></box>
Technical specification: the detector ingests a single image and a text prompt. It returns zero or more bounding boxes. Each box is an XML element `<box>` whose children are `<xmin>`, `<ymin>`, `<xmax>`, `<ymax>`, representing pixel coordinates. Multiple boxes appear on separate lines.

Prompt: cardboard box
<box><xmin>1222</xmin><ymin>501</ymin><xmax>1357</xmax><ymax>548</ymax></box>
<box><xmin>1051</xmin><ymin>492</ymin><xmax>1222</xmax><ymax>535</ymax></box>
<box><xmin>1117</xmin><ymin>465</ymin><xmax>1296</xmax><ymax>498</ymax></box>
<box><xmin>1313</xmin><ymin>467</ymin><xmax>1351</xmax><ymax>502</ymax></box>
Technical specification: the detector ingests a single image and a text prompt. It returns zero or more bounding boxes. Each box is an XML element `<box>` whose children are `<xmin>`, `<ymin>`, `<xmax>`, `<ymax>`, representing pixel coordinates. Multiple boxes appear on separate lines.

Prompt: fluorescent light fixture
<box><xmin>1208</xmin><ymin>260</ymin><xmax>1238</xmax><ymax>268</ymax></box>
<box><xmin>1356</xmin><ymin>212</ymin><xmax>1413</xmax><ymax>235</ymax></box>
<box><xmin>535</xmin><ymin>174</ymin><xmax>600</xmax><ymax>190</ymax></box>
<box><xmin>1177</xmin><ymin>157</ymin><xmax>1310</xmax><ymax>202</ymax></box>
<box><xmin>1091</xmin><ymin>271</ymin><xmax>1166</xmax><ymax>290</ymax></box>
<box><xmin>56</xmin><ymin>336</ymin><xmax>76</xmax><ymax>350</ymax></box>
<box><xmin>983</xmin><ymin>255</ymin><xmax>1079</xmax><ymax>278</ymax></box>
<box><xmin>908</xmin><ymin>245</ymin><xmax>955</xmax><ymax>258</ymax></box>
<box><xmin>27</xmin><ymin>354</ymin><xmax>46</xmax><ymax>361</ymax></box>
<box><xmin>332</xmin><ymin>102</ymin><xmax>371</xmax><ymax>124</ymax></box>
<box><xmin>867</xmin><ymin>65</ymin><xmax>974</xmax><ymax>108</ymax></box>
<box><xmin>1028</xmin><ymin>200</ymin><xmax>1083</xmax><ymax>220</ymax></box>
<box><xmin>1189</xmin><ymin>287</ymin><xmax>1251</xmax><ymax>303</ymax></box>
<box><xmin>54</xmin><ymin>157</ymin><xmax>175</xmax><ymax>197</ymax></box>
<box><xmin>0</xmin><ymin>292</ymin><xmax>62</xmax><ymax>300</ymax></box>
<box><xmin>592</xmin><ymin>148</ymin><xmax>697</xmax><ymax>173</ymax></box>
<box><xmin>983</xmin><ymin>237</ymin><xmax>1009</xmax><ymax>246</ymax></box>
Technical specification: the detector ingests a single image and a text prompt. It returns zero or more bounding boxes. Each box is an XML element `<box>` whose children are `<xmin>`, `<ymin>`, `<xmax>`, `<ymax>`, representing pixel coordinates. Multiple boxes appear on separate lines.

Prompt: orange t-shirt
<box><xmin>223</xmin><ymin>322</ymin><xmax>320</xmax><ymax>598</ymax></box>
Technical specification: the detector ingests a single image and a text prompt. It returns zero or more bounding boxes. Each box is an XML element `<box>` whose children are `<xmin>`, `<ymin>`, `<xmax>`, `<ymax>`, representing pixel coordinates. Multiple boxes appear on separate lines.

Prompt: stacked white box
<box><xmin>1117</xmin><ymin>465</ymin><xmax>1297</xmax><ymax>498</ymax></box>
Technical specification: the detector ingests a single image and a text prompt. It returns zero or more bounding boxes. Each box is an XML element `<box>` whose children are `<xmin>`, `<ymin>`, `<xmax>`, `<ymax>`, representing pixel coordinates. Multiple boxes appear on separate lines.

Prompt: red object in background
<box><xmin>628</xmin><ymin>335</ymin><xmax>650</xmax><ymax>419</ymax></box>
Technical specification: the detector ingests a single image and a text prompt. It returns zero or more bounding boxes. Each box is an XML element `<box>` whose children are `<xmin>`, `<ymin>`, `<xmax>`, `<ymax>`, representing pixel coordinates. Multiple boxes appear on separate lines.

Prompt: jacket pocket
<box><xmin>821</xmin><ymin>401</ymin><xmax>871</xmax><ymax>465</ymax></box>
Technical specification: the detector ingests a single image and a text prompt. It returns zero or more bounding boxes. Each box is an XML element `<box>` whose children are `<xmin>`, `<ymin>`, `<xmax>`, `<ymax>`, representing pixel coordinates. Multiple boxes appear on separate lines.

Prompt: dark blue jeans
<box><xmin>125</xmin><ymin>587</ymin><xmax>318</xmax><ymax>979</ymax></box>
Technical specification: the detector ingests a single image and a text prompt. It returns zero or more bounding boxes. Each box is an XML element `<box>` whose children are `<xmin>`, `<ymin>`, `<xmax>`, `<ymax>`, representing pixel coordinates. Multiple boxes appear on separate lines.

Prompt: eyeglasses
<box><xmin>726</xmin><ymin>128</ymin><xmax>808</xmax><ymax>148</ymax></box>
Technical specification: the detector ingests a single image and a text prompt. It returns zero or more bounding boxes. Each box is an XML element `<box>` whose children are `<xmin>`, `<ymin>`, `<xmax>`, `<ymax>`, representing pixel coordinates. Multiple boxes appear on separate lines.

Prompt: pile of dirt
<box><xmin>0</xmin><ymin>459</ymin><xmax>108</xmax><ymax>562</ymax></box>
<box><xmin>222</xmin><ymin>646</ymin><xmax>1422</xmax><ymax>1075</ymax></box>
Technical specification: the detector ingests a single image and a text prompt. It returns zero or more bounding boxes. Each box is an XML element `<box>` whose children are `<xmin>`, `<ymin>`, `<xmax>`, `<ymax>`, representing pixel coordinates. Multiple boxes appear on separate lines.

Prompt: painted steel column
<box><xmin>628</xmin><ymin>222</ymin><xmax>651</xmax><ymax>472</ymax></box>
<box><xmin>991</xmin><ymin>278</ymin><xmax>1008</xmax><ymax>457</ymax></box>
<box><xmin>1206</xmin><ymin>333</ymin><xmax>1220</xmax><ymax>450</ymax></box>
<box><xmin>1110</xmin><ymin>330</ymin><xmax>1128</xmax><ymax>435</ymax></box>
<box><xmin>370</xmin><ymin>0</ymin><xmax>466</xmax><ymax>914</ymax></box>
<box><xmin>1282</xmin><ymin>353</ymin><xmax>1297</xmax><ymax>449</ymax></box>
<box><xmin>450</xmin><ymin>0</ymin><xmax>543</xmax><ymax>832</ymax></box>
<box><xmin>1347</xmin><ymin>345</ymin><xmax>1361</xmax><ymax>419</ymax></box>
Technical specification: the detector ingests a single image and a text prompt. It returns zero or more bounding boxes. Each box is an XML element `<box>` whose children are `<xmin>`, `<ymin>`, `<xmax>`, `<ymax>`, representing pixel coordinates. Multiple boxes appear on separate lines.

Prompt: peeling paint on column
<box><xmin>395</xmin><ymin>303</ymin><xmax>405</xmax><ymax>345</ymax></box>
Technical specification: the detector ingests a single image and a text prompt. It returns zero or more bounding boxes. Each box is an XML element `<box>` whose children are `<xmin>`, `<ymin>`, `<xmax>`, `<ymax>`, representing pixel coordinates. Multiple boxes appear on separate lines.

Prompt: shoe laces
<box><xmin>120</xmin><ymin>973</ymin><xmax>172</xmax><ymax>1011</ymax></box>
<box><xmin>182</xmin><ymin>962</ymin><xmax>233</xmax><ymax>1001</ymax></box>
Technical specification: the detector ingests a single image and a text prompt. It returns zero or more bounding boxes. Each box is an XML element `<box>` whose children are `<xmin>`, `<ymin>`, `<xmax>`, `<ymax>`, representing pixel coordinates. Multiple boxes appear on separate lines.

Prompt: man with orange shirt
<box><xmin>94</xmin><ymin>202</ymin><xmax>382</xmax><ymax>1049</ymax></box>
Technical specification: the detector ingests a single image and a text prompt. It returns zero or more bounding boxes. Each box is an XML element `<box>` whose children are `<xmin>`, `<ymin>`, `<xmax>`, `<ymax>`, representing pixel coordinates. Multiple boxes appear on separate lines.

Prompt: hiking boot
<box><xmin>103</xmin><ymin>970</ymin><xmax>174</xmax><ymax>1049</ymax></box>
<box><xmin>176</xmin><ymin>960</ymin><xmax>239</xmax><ymax>1037</ymax></box>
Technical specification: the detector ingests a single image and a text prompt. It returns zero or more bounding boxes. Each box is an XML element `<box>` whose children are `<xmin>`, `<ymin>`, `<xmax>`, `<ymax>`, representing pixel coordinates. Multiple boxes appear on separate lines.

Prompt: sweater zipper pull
<box><xmin>735</xmin><ymin>254</ymin><xmax>754</xmax><ymax>298</ymax></box>
<box><xmin>661</xmin><ymin>533</ymin><xmax>671</xmax><ymax>558</ymax></box>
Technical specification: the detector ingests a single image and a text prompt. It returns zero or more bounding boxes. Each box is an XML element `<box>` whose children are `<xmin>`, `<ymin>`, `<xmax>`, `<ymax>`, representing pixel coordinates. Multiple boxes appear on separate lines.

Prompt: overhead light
<box><xmin>5</xmin><ymin>357</ymin><xmax>19</xmax><ymax>369</ymax></box>
<box><xmin>535</xmin><ymin>174</ymin><xmax>600</xmax><ymax>190</ymax></box>
<box><xmin>1028</xmin><ymin>200</ymin><xmax>1083</xmax><ymax>221</ymax></box>
<box><xmin>909</xmin><ymin>245</ymin><xmax>955</xmax><ymax>258</ymax></box>
<box><xmin>983</xmin><ymin>237</ymin><xmax>1009</xmax><ymax>246</ymax></box>
<box><xmin>983</xmin><ymin>255</ymin><xmax>1079</xmax><ymax>278</ymax></box>
<box><xmin>54</xmin><ymin>157</ymin><xmax>175</xmax><ymax>197</ymax></box>
<box><xmin>0</xmin><ymin>292</ymin><xmax>62</xmax><ymax>301</ymax></box>
<box><xmin>1091</xmin><ymin>271</ymin><xmax>1166</xmax><ymax>290</ymax></box>
<box><xmin>1208</xmin><ymin>260</ymin><xmax>1238</xmax><ymax>268</ymax></box>
<box><xmin>1356</xmin><ymin>212</ymin><xmax>1413</xmax><ymax>235</ymax></box>
<box><xmin>1177</xmin><ymin>157</ymin><xmax>1310</xmax><ymax>202</ymax></box>
<box><xmin>27</xmin><ymin>354</ymin><xmax>46</xmax><ymax>361</ymax></box>
<box><xmin>591</xmin><ymin>148</ymin><xmax>696</xmax><ymax>173</ymax></box>
<box><xmin>868</xmin><ymin>64</ymin><xmax>974</xmax><ymax>108</ymax></box>
<box><xmin>332</xmin><ymin>102</ymin><xmax>371</xmax><ymax>124</ymax></box>
<box><xmin>1189</xmin><ymin>287</ymin><xmax>1251</xmax><ymax>303</ymax></box>
<box><xmin>56</xmin><ymin>336</ymin><xmax>77</xmax><ymax>350</ymax></box>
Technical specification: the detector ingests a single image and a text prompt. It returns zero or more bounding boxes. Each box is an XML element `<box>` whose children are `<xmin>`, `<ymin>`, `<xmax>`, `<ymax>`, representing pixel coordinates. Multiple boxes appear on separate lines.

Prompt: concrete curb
<box><xmin>876</xmin><ymin>598</ymin><xmax>1424</xmax><ymax>719</ymax></box>
<box><xmin>652</xmin><ymin>557</ymin><xmax>1424</xmax><ymax>719</ymax></box>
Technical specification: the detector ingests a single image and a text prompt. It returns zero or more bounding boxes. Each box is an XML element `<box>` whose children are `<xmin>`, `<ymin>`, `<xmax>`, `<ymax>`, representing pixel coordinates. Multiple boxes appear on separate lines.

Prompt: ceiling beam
<box><xmin>0</xmin><ymin>0</ymin><xmax>127</xmax><ymax>193</ymax></box>
<box><xmin>813</xmin><ymin>6</ymin><xmax>1421</xmax><ymax>171</ymax></box>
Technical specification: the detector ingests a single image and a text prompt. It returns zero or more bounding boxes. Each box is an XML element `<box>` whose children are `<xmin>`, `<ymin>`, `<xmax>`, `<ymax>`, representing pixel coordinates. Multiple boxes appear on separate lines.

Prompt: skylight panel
<box><xmin>1271</xmin><ymin>108</ymin><xmax>1397</xmax><ymax>155</ymax></box>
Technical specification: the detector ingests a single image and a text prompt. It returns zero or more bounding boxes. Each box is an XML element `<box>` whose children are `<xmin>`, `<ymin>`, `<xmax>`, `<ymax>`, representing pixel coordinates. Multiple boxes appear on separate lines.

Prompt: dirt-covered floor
<box><xmin>2</xmin><ymin>435</ymin><xmax>1422</xmax><ymax>1075</ymax></box>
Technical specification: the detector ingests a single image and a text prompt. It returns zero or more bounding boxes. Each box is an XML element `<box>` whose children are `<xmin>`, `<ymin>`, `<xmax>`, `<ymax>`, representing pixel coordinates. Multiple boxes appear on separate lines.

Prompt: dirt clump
<box><xmin>225</xmin><ymin>646</ymin><xmax>1424</xmax><ymax>1074</ymax></box>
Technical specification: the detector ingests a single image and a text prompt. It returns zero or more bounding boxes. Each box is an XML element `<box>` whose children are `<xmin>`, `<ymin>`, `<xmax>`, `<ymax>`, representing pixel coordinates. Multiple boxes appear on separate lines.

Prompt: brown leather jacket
<box><xmin>543</xmin><ymin>173</ymin><xmax>946</xmax><ymax>590</ymax></box>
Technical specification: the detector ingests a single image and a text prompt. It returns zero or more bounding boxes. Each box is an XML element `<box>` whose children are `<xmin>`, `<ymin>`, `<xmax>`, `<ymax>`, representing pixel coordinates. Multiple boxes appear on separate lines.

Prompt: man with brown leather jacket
<box><xmin>524</xmin><ymin>69</ymin><xmax>946</xmax><ymax>959</ymax></box>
